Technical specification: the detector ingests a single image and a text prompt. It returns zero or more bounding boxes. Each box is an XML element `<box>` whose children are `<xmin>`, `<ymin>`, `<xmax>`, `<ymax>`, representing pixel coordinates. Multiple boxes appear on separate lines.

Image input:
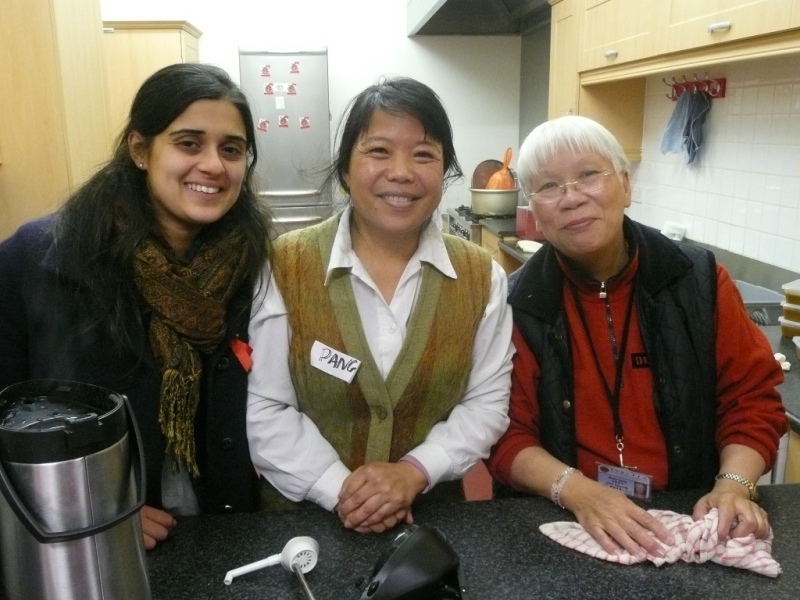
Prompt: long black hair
<box><xmin>332</xmin><ymin>76</ymin><xmax>463</xmax><ymax>193</ymax></box>
<box><xmin>53</xmin><ymin>63</ymin><xmax>271</xmax><ymax>352</ymax></box>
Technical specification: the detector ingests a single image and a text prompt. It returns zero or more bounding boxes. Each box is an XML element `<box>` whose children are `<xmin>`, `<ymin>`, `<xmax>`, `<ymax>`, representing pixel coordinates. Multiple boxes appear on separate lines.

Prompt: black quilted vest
<box><xmin>508</xmin><ymin>217</ymin><xmax>719</xmax><ymax>489</ymax></box>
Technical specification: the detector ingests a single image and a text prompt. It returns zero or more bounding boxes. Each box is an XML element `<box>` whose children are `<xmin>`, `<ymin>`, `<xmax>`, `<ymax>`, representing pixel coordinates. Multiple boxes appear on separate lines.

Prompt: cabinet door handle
<box><xmin>603</xmin><ymin>50</ymin><xmax>618</xmax><ymax>59</ymax></box>
<box><xmin>708</xmin><ymin>21</ymin><xmax>732</xmax><ymax>33</ymax></box>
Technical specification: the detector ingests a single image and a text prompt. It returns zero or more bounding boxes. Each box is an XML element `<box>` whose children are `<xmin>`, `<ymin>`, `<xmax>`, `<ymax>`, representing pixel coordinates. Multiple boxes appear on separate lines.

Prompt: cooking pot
<box><xmin>470</xmin><ymin>188</ymin><xmax>520</xmax><ymax>216</ymax></box>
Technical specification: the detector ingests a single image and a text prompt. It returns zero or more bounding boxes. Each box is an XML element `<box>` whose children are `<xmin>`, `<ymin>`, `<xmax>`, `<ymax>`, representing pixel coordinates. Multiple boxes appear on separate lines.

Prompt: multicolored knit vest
<box><xmin>272</xmin><ymin>214</ymin><xmax>492</xmax><ymax>470</ymax></box>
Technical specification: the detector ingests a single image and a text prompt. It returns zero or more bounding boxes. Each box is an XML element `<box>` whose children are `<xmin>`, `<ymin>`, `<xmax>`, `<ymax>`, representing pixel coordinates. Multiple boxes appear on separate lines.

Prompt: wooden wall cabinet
<box><xmin>660</xmin><ymin>0</ymin><xmax>799</xmax><ymax>56</ymax></box>
<box><xmin>548</xmin><ymin>0</ymin><xmax>581</xmax><ymax>118</ymax></box>
<box><xmin>549</xmin><ymin>0</ymin><xmax>800</xmax><ymax>164</ymax></box>
<box><xmin>102</xmin><ymin>21</ymin><xmax>201</xmax><ymax>143</ymax></box>
<box><xmin>0</xmin><ymin>0</ymin><xmax>110</xmax><ymax>241</ymax></box>
<box><xmin>548</xmin><ymin>0</ymin><xmax>646</xmax><ymax>161</ymax></box>
<box><xmin>579</xmin><ymin>0</ymin><xmax>663</xmax><ymax>72</ymax></box>
<box><xmin>578</xmin><ymin>79</ymin><xmax>646</xmax><ymax>162</ymax></box>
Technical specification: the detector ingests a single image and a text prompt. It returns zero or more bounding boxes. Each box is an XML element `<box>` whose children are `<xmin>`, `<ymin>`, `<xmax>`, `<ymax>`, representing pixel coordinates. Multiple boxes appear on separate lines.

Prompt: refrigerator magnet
<box><xmin>263</xmin><ymin>83</ymin><xmax>274</xmax><ymax>95</ymax></box>
<box><xmin>290</xmin><ymin>61</ymin><xmax>300</xmax><ymax>74</ymax></box>
<box><xmin>278</xmin><ymin>115</ymin><xmax>289</xmax><ymax>128</ymax></box>
<box><xmin>299</xmin><ymin>116</ymin><xmax>310</xmax><ymax>129</ymax></box>
<box><xmin>288</xmin><ymin>83</ymin><xmax>297</xmax><ymax>95</ymax></box>
<box><xmin>260</xmin><ymin>65</ymin><xmax>271</xmax><ymax>77</ymax></box>
<box><xmin>257</xmin><ymin>119</ymin><xmax>269</xmax><ymax>132</ymax></box>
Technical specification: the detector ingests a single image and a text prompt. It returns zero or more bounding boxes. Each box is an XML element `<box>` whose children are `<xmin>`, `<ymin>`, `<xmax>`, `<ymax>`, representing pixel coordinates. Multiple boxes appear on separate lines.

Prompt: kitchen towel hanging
<box><xmin>660</xmin><ymin>88</ymin><xmax>712</xmax><ymax>164</ymax></box>
<box><xmin>684</xmin><ymin>91</ymin><xmax>711</xmax><ymax>164</ymax></box>
<box><xmin>659</xmin><ymin>91</ymin><xmax>691</xmax><ymax>155</ymax></box>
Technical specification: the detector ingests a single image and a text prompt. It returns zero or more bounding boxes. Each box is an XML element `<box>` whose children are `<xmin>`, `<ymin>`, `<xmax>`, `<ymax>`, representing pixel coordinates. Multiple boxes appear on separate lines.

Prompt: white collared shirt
<box><xmin>246</xmin><ymin>207</ymin><xmax>513</xmax><ymax>511</ymax></box>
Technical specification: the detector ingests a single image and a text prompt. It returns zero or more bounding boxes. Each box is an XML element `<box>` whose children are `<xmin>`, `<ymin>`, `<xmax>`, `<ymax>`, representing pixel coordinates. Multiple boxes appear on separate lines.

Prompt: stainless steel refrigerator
<box><xmin>238</xmin><ymin>48</ymin><xmax>333</xmax><ymax>235</ymax></box>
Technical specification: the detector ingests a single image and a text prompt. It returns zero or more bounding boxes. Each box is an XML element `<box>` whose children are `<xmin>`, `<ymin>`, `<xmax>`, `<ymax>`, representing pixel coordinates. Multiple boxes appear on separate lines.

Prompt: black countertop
<box><xmin>148</xmin><ymin>484</ymin><xmax>800</xmax><ymax>599</ymax></box>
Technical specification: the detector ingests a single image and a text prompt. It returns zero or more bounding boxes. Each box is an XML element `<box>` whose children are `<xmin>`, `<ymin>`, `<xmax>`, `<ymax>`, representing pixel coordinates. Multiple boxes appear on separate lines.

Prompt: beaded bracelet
<box><xmin>550</xmin><ymin>467</ymin><xmax>579</xmax><ymax>509</ymax></box>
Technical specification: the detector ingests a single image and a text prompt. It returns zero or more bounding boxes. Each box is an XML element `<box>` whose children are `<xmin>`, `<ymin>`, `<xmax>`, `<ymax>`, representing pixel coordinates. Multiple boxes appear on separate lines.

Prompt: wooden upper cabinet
<box><xmin>0</xmin><ymin>0</ymin><xmax>109</xmax><ymax>240</ymax></box>
<box><xmin>548</xmin><ymin>0</ymin><xmax>800</xmax><ymax>165</ymax></box>
<box><xmin>579</xmin><ymin>0</ymin><xmax>662</xmax><ymax>72</ymax></box>
<box><xmin>660</xmin><ymin>0</ymin><xmax>798</xmax><ymax>55</ymax></box>
<box><xmin>548</xmin><ymin>0</ymin><xmax>581</xmax><ymax>118</ymax></box>
<box><xmin>102</xmin><ymin>21</ymin><xmax>201</xmax><ymax>143</ymax></box>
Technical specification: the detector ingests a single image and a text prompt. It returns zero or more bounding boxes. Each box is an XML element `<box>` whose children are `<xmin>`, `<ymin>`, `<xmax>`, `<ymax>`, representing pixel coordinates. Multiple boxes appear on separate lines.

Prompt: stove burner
<box><xmin>455</xmin><ymin>205</ymin><xmax>515</xmax><ymax>223</ymax></box>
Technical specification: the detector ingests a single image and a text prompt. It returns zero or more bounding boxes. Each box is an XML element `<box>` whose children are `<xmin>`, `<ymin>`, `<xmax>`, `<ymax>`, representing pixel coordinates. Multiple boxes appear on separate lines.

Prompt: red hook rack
<box><xmin>663</xmin><ymin>73</ymin><xmax>726</xmax><ymax>101</ymax></box>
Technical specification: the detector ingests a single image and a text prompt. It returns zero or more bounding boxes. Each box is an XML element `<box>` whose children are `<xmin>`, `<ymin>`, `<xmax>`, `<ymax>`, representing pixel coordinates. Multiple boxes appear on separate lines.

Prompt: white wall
<box><xmin>519</xmin><ymin>23</ymin><xmax>550</xmax><ymax>145</ymax></box>
<box><xmin>628</xmin><ymin>55</ymin><xmax>800</xmax><ymax>273</ymax></box>
<box><xmin>101</xmin><ymin>0</ymin><xmax>522</xmax><ymax>210</ymax></box>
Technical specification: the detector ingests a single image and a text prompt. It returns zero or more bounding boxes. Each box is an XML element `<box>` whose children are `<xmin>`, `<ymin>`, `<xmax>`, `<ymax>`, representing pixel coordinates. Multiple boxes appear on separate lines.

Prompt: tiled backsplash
<box><xmin>628</xmin><ymin>54</ymin><xmax>800</xmax><ymax>275</ymax></box>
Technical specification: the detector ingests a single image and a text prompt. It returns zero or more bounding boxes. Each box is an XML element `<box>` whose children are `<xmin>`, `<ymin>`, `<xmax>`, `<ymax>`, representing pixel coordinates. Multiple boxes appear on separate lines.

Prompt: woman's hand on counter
<box><xmin>336</xmin><ymin>461</ymin><xmax>427</xmax><ymax>533</ymax></box>
<box><xmin>692</xmin><ymin>443</ymin><xmax>771</xmax><ymax>539</ymax></box>
<box><xmin>339</xmin><ymin>506</ymin><xmax>413</xmax><ymax>534</ymax></box>
<box><xmin>141</xmin><ymin>505</ymin><xmax>177</xmax><ymax>550</ymax></box>
<box><xmin>693</xmin><ymin>483</ymin><xmax>770</xmax><ymax>540</ymax></box>
<box><xmin>561</xmin><ymin>474</ymin><xmax>674</xmax><ymax>560</ymax></box>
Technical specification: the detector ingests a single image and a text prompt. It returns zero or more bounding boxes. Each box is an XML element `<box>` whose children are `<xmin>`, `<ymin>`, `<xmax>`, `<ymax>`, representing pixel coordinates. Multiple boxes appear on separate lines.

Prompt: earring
<box><xmin>138</xmin><ymin>163</ymin><xmax>144</xmax><ymax>169</ymax></box>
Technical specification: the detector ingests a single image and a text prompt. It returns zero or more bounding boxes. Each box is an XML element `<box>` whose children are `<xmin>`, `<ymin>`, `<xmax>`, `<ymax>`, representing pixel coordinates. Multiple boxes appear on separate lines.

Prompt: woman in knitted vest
<box><xmin>0</xmin><ymin>64</ymin><xmax>272</xmax><ymax>548</ymax></box>
<box><xmin>247</xmin><ymin>77</ymin><xmax>514</xmax><ymax>533</ymax></box>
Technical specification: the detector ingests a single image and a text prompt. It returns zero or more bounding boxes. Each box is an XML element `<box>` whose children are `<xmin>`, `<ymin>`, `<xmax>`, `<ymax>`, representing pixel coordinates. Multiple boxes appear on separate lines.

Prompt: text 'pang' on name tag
<box><xmin>310</xmin><ymin>340</ymin><xmax>361</xmax><ymax>383</ymax></box>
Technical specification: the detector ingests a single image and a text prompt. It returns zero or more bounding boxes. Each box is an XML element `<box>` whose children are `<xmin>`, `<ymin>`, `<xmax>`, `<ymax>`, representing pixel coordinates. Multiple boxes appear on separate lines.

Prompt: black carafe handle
<box><xmin>0</xmin><ymin>395</ymin><xmax>146</xmax><ymax>543</ymax></box>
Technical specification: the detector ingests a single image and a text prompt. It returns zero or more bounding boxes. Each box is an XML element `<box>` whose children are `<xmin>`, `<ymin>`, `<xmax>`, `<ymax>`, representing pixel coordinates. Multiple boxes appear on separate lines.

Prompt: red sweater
<box><xmin>488</xmin><ymin>255</ymin><xmax>788</xmax><ymax>490</ymax></box>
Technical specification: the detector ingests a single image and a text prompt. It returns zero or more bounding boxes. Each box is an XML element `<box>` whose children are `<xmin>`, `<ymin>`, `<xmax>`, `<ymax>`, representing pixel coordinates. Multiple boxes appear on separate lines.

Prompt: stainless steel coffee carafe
<box><xmin>0</xmin><ymin>380</ymin><xmax>151</xmax><ymax>600</ymax></box>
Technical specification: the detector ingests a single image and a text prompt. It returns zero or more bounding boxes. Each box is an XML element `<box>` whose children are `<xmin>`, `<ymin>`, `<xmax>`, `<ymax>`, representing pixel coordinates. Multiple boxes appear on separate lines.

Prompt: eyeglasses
<box><xmin>529</xmin><ymin>171</ymin><xmax>613</xmax><ymax>204</ymax></box>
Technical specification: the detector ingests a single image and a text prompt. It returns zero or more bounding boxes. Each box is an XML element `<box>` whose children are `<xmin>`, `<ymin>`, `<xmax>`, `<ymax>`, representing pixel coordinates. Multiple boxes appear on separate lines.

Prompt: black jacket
<box><xmin>508</xmin><ymin>217</ymin><xmax>720</xmax><ymax>488</ymax></box>
<box><xmin>0</xmin><ymin>217</ymin><xmax>257</xmax><ymax>512</ymax></box>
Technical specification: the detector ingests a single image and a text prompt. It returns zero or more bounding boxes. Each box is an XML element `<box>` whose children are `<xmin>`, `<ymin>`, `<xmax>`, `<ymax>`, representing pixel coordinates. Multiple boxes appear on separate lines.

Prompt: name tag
<box><xmin>597</xmin><ymin>463</ymin><xmax>653</xmax><ymax>501</ymax></box>
<box><xmin>310</xmin><ymin>341</ymin><xmax>361</xmax><ymax>383</ymax></box>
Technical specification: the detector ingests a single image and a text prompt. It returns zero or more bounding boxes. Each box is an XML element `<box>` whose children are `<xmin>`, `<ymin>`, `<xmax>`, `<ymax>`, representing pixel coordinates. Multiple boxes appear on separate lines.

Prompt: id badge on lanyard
<box><xmin>571</xmin><ymin>277</ymin><xmax>653</xmax><ymax>501</ymax></box>
<box><xmin>596</xmin><ymin>463</ymin><xmax>653</xmax><ymax>500</ymax></box>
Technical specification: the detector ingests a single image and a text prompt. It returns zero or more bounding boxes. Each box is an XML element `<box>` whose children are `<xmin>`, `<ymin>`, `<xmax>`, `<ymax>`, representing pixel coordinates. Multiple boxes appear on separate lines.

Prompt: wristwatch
<box><xmin>715</xmin><ymin>472</ymin><xmax>760</xmax><ymax>502</ymax></box>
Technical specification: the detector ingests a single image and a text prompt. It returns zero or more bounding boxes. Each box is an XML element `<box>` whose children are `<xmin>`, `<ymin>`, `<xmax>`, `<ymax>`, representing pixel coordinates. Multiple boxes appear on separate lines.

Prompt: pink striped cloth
<box><xmin>539</xmin><ymin>509</ymin><xmax>781</xmax><ymax>577</ymax></box>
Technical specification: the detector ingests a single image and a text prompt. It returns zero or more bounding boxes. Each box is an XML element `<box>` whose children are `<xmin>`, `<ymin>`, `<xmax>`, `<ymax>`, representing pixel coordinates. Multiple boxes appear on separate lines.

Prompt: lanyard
<box><xmin>569</xmin><ymin>277</ymin><xmax>637</xmax><ymax>467</ymax></box>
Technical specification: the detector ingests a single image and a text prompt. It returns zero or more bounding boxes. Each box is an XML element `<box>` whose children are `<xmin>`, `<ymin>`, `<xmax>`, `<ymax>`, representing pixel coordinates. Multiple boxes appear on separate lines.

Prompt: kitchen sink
<box><xmin>735</xmin><ymin>280</ymin><xmax>783</xmax><ymax>326</ymax></box>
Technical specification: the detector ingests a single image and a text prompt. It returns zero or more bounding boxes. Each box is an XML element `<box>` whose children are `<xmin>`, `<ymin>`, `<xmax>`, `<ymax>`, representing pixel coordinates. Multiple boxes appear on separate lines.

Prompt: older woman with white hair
<box><xmin>487</xmin><ymin>115</ymin><xmax>787</xmax><ymax>560</ymax></box>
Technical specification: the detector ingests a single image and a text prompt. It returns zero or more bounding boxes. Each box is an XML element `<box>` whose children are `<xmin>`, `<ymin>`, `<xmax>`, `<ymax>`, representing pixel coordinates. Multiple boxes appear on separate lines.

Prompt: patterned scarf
<box><xmin>133</xmin><ymin>227</ymin><xmax>248</xmax><ymax>475</ymax></box>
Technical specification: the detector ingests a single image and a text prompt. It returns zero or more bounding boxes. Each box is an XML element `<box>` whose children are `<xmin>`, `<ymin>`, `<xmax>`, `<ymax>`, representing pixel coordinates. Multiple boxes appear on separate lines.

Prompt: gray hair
<box><xmin>516</xmin><ymin>115</ymin><xmax>630</xmax><ymax>196</ymax></box>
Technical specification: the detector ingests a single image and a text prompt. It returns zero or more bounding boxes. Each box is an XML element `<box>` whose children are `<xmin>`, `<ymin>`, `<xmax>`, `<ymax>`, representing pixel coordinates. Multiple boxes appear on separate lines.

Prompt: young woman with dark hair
<box><xmin>0</xmin><ymin>63</ymin><xmax>272</xmax><ymax>549</ymax></box>
<box><xmin>247</xmin><ymin>76</ymin><xmax>513</xmax><ymax>533</ymax></box>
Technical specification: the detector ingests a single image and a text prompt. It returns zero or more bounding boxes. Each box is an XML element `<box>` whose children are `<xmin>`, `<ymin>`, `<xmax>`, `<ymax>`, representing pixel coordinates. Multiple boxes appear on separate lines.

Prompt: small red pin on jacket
<box><xmin>230</xmin><ymin>337</ymin><xmax>253</xmax><ymax>373</ymax></box>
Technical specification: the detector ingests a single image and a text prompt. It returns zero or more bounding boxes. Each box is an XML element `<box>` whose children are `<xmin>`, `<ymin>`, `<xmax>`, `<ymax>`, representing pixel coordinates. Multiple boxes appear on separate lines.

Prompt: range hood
<box><xmin>408</xmin><ymin>0</ymin><xmax>551</xmax><ymax>36</ymax></box>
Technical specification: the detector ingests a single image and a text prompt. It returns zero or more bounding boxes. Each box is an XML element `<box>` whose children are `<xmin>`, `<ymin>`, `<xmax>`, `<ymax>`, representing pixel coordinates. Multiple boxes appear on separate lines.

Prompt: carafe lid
<box><xmin>0</xmin><ymin>380</ymin><xmax>128</xmax><ymax>463</ymax></box>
